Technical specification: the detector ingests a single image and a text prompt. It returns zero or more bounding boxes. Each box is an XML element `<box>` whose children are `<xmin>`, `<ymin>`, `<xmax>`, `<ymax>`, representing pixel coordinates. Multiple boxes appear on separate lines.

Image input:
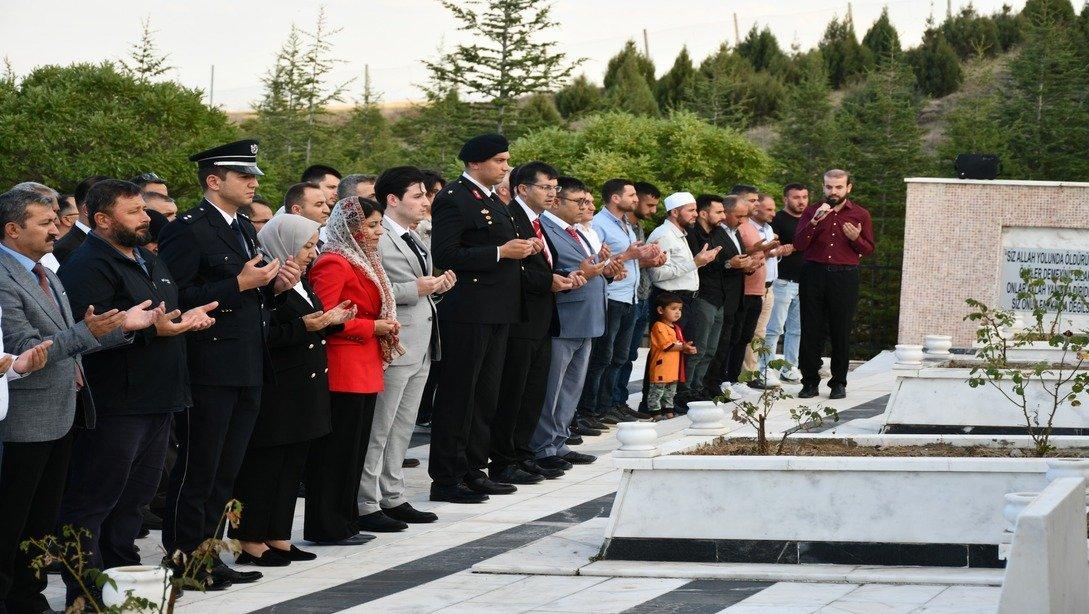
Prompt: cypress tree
<box><xmin>862</xmin><ymin>7</ymin><xmax>902</xmax><ymax>64</ymax></box>
<box><xmin>655</xmin><ymin>47</ymin><xmax>697</xmax><ymax>111</ymax></box>
<box><xmin>939</xmin><ymin>6</ymin><xmax>1001</xmax><ymax>58</ymax></box>
<box><xmin>737</xmin><ymin>26</ymin><xmax>788</xmax><ymax>73</ymax></box>
<box><xmin>819</xmin><ymin>15</ymin><xmax>871</xmax><ymax>88</ymax></box>
<box><xmin>605</xmin><ymin>53</ymin><xmax>660</xmax><ymax>116</ymax></box>
<box><xmin>554</xmin><ymin>74</ymin><xmax>601</xmax><ymax>119</ymax></box>
<box><xmin>908</xmin><ymin>25</ymin><xmax>964</xmax><ymax>97</ymax></box>
<box><xmin>769</xmin><ymin>55</ymin><xmax>838</xmax><ymax>188</ymax></box>
<box><xmin>684</xmin><ymin>44</ymin><xmax>751</xmax><ymax>128</ymax></box>
<box><xmin>603</xmin><ymin>40</ymin><xmax>656</xmax><ymax>90</ymax></box>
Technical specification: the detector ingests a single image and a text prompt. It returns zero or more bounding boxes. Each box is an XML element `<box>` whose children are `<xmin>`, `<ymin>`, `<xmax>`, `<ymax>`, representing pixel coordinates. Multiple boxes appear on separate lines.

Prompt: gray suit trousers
<box><xmin>360</xmin><ymin>356</ymin><xmax>430</xmax><ymax>515</ymax></box>
<box><xmin>530</xmin><ymin>337</ymin><xmax>592</xmax><ymax>459</ymax></box>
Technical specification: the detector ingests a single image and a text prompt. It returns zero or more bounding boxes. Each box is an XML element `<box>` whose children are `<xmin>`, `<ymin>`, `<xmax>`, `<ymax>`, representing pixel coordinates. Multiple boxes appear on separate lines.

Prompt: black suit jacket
<box><xmin>52</xmin><ymin>226</ymin><xmax>88</xmax><ymax>265</ymax></box>
<box><xmin>250</xmin><ymin>282</ymin><xmax>337</xmax><ymax>447</ymax></box>
<box><xmin>431</xmin><ymin>176</ymin><xmax>523</xmax><ymax>324</ymax></box>
<box><xmin>508</xmin><ymin>200</ymin><xmax>560</xmax><ymax>340</ymax></box>
<box><xmin>157</xmin><ymin>199</ymin><xmax>273</xmax><ymax>387</ymax></box>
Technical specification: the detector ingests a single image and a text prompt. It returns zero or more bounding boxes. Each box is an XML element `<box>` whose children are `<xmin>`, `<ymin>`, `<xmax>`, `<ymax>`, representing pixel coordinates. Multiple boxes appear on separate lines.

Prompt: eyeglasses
<box><xmin>560</xmin><ymin>196</ymin><xmax>593</xmax><ymax>206</ymax></box>
<box><xmin>531</xmin><ymin>184</ymin><xmax>560</xmax><ymax>193</ymax></box>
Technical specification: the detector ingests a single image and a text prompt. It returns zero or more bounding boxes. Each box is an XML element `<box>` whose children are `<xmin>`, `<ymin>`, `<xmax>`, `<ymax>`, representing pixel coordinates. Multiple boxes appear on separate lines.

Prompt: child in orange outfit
<box><xmin>647</xmin><ymin>292</ymin><xmax>697</xmax><ymax>419</ymax></box>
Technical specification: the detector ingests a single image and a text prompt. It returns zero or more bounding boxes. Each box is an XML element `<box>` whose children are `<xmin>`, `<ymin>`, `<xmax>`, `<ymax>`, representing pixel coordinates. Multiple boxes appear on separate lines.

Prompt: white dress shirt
<box><xmin>575</xmin><ymin>222</ymin><xmax>603</xmax><ymax>255</ymax></box>
<box><xmin>515</xmin><ymin>197</ymin><xmax>552</xmax><ymax>266</ymax></box>
<box><xmin>646</xmin><ymin>220</ymin><xmax>699</xmax><ymax>292</ymax></box>
<box><xmin>542</xmin><ymin>211</ymin><xmax>592</xmax><ymax>257</ymax></box>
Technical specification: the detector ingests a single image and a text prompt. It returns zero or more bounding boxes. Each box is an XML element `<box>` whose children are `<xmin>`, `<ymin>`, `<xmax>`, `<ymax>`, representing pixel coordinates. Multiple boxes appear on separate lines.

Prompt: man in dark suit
<box><xmin>51</xmin><ymin>175</ymin><xmax>107</xmax><ymax>265</ymax></box>
<box><xmin>428</xmin><ymin>133</ymin><xmax>537</xmax><ymax>503</ymax></box>
<box><xmin>703</xmin><ymin>195</ymin><xmax>755</xmax><ymax>396</ymax></box>
<box><xmin>487</xmin><ymin>162</ymin><xmax>585</xmax><ymax>486</ymax></box>
<box><xmin>157</xmin><ymin>139</ymin><xmax>301</xmax><ymax>589</ymax></box>
<box><xmin>56</xmin><ymin>180</ymin><xmax>217</xmax><ymax>605</ymax></box>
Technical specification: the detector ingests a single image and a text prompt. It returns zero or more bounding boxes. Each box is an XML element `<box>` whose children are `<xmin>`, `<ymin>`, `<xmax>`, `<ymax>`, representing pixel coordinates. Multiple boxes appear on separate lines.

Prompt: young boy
<box><xmin>647</xmin><ymin>292</ymin><xmax>697</xmax><ymax>419</ymax></box>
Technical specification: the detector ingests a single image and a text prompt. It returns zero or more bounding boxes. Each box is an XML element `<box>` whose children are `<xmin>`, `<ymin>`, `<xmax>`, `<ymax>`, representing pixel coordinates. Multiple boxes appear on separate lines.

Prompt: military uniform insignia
<box><xmin>470</xmin><ymin>189</ymin><xmax>483</xmax><ymax>201</ymax></box>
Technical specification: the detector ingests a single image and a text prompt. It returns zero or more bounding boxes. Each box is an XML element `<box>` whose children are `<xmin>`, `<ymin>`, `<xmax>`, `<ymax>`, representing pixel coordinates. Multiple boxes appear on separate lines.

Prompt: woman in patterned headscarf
<box><xmin>304</xmin><ymin>197</ymin><xmax>405</xmax><ymax>545</ymax></box>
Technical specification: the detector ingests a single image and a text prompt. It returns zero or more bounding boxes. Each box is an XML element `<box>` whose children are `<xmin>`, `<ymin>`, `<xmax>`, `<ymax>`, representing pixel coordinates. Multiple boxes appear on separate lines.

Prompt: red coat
<box><xmin>308</xmin><ymin>252</ymin><xmax>385</xmax><ymax>394</ymax></box>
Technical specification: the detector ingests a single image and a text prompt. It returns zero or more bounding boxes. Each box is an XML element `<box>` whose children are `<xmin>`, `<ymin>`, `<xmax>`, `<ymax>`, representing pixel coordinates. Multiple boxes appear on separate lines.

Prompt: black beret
<box><xmin>458</xmin><ymin>133</ymin><xmax>509</xmax><ymax>163</ymax></box>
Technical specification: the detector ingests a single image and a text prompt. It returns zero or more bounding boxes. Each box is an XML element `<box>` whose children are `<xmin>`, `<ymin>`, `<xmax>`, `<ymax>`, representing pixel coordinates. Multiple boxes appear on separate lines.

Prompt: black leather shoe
<box><xmin>829</xmin><ymin>385</ymin><xmax>847</xmax><ymax>400</ymax></box>
<box><xmin>235</xmin><ymin>549</ymin><xmax>290</xmax><ymax>567</ymax></box>
<box><xmin>308</xmin><ymin>533</ymin><xmax>376</xmax><ymax>546</ymax></box>
<box><xmin>537</xmin><ymin>456</ymin><xmax>573</xmax><ymax>471</ymax></box>
<box><xmin>521</xmin><ymin>459</ymin><xmax>564</xmax><ymax>479</ymax></box>
<box><xmin>607</xmin><ymin>407</ymin><xmax>638</xmax><ymax>422</ymax></box>
<box><xmin>193</xmin><ymin>570</ymin><xmax>233</xmax><ymax>591</ymax></box>
<box><xmin>466</xmin><ymin>477</ymin><xmax>517</xmax><ymax>495</ymax></box>
<box><xmin>598</xmin><ymin>412</ymin><xmax>620</xmax><ymax>425</ymax></box>
<box><xmin>267</xmin><ymin>544</ymin><xmax>318</xmax><ymax>561</ymax></box>
<box><xmin>402</xmin><ymin>458</ymin><xmax>420</xmax><ymax>468</ymax></box>
<box><xmin>562</xmin><ymin>451</ymin><xmax>597</xmax><ymax>465</ymax></box>
<box><xmin>492</xmin><ymin>466</ymin><xmax>544</xmax><ymax>485</ymax></box>
<box><xmin>798</xmin><ymin>385</ymin><xmax>820</xmax><ymax>399</ymax></box>
<box><xmin>566</xmin><ymin>435</ymin><xmax>584</xmax><ymax>446</ymax></box>
<box><xmin>573</xmin><ymin>421</ymin><xmax>602</xmax><ymax>437</ymax></box>
<box><xmin>617</xmin><ymin>405</ymin><xmax>653</xmax><ymax>420</ymax></box>
<box><xmin>580</xmin><ymin>415</ymin><xmax>606</xmax><ymax>430</ymax></box>
<box><xmin>357</xmin><ymin>510</ymin><xmax>408</xmax><ymax>532</ymax></box>
<box><xmin>210</xmin><ymin>561</ymin><xmax>263</xmax><ymax>583</ymax></box>
<box><xmin>383</xmin><ymin>502</ymin><xmax>438</xmax><ymax>523</ymax></box>
<box><xmin>430</xmin><ymin>483</ymin><xmax>489</xmax><ymax>503</ymax></box>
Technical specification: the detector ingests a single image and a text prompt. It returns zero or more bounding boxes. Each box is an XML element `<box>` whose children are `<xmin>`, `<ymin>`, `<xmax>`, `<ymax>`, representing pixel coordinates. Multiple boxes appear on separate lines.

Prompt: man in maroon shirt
<box><xmin>792</xmin><ymin>169</ymin><xmax>875</xmax><ymax>399</ymax></box>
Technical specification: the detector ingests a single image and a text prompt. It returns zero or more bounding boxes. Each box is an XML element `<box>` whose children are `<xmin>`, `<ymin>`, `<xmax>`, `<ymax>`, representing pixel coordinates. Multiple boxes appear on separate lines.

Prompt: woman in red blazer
<box><xmin>304</xmin><ymin>196</ymin><xmax>404</xmax><ymax>545</ymax></box>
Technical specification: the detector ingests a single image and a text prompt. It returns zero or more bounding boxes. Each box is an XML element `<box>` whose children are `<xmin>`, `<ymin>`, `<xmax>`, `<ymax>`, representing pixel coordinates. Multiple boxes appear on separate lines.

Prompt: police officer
<box><xmin>157</xmin><ymin>139</ymin><xmax>302</xmax><ymax>588</ymax></box>
<box><xmin>428</xmin><ymin>134</ymin><xmax>537</xmax><ymax>503</ymax></box>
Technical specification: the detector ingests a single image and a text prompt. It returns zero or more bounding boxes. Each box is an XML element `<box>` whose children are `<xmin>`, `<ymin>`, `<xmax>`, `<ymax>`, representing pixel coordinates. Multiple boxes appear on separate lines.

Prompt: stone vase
<box><xmin>923</xmin><ymin>335</ymin><xmax>952</xmax><ymax>356</ymax></box>
<box><xmin>1002</xmin><ymin>492</ymin><xmax>1039</xmax><ymax>532</ymax></box>
<box><xmin>1044</xmin><ymin>458</ymin><xmax>1089</xmax><ymax>506</ymax></box>
<box><xmin>894</xmin><ymin>344</ymin><xmax>925</xmax><ymax>366</ymax></box>
<box><xmin>685</xmin><ymin>401</ymin><xmax>726</xmax><ymax>434</ymax></box>
<box><xmin>616</xmin><ymin>422</ymin><xmax>657</xmax><ymax>452</ymax></box>
<box><xmin>101</xmin><ymin>565</ymin><xmax>171</xmax><ymax>612</ymax></box>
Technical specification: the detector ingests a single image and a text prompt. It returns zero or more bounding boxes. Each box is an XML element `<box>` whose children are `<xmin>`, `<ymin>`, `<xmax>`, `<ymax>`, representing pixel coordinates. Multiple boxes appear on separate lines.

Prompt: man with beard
<box><xmin>56</xmin><ymin>180</ymin><xmax>217</xmax><ymax>606</ymax></box>
<box><xmin>760</xmin><ymin>183</ymin><xmax>807</xmax><ymax>383</ymax></box>
<box><xmin>794</xmin><ymin>169</ymin><xmax>874</xmax><ymax>400</ymax></box>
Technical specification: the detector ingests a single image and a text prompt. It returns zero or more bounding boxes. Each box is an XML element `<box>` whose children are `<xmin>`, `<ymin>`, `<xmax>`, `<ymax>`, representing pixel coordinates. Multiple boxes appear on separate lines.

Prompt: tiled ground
<box><xmin>41</xmin><ymin>351</ymin><xmax>1003</xmax><ymax>613</ymax></box>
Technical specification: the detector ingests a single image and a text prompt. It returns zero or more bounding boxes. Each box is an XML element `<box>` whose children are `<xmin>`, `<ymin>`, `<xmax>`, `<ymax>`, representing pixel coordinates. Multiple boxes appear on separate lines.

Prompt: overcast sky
<box><xmin>3</xmin><ymin>0</ymin><xmax>1026</xmax><ymax>110</ymax></box>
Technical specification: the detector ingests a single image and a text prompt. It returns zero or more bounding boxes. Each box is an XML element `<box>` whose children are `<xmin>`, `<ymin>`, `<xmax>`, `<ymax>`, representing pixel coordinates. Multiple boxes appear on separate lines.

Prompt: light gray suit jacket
<box><xmin>379</xmin><ymin>217</ymin><xmax>440</xmax><ymax>366</ymax></box>
<box><xmin>0</xmin><ymin>247</ymin><xmax>126</xmax><ymax>443</ymax></box>
<box><xmin>539</xmin><ymin>214</ymin><xmax>607</xmax><ymax>340</ymax></box>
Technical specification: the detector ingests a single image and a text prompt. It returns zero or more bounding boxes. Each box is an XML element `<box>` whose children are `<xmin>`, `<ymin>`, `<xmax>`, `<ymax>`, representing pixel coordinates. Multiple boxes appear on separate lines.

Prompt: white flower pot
<box><xmin>685</xmin><ymin>401</ymin><xmax>726</xmax><ymax>433</ymax></box>
<box><xmin>616</xmin><ymin>422</ymin><xmax>657</xmax><ymax>451</ymax></box>
<box><xmin>894</xmin><ymin>344</ymin><xmax>925</xmax><ymax>365</ymax></box>
<box><xmin>101</xmin><ymin>565</ymin><xmax>170</xmax><ymax>612</ymax></box>
<box><xmin>923</xmin><ymin>335</ymin><xmax>952</xmax><ymax>356</ymax></box>
<box><xmin>1002</xmin><ymin>492</ymin><xmax>1039</xmax><ymax>532</ymax></box>
<box><xmin>1044</xmin><ymin>458</ymin><xmax>1089</xmax><ymax>505</ymax></box>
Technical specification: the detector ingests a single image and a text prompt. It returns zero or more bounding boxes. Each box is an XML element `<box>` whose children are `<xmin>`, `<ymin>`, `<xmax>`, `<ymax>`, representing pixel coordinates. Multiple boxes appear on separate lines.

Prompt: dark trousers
<box><xmin>149</xmin><ymin>423</ymin><xmax>178</xmax><ymax>516</ymax></box>
<box><xmin>429</xmin><ymin>321</ymin><xmax>509</xmax><ymax>487</ymax></box>
<box><xmin>304</xmin><ymin>393</ymin><xmax>375</xmax><ymax>542</ymax></box>
<box><xmin>417</xmin><ymin>361</ymin><xmax>440</xmax><ymax>426</ymax></box>
<box><xmin>163</xmin><ymin>385</ymin><xmax>261</xmax><ymax>555</ymax></box>
<box><xmin>490</xmin><ymin>332</ymin><xmax>552</xmax><ymax>474</ymax></box>
<box><xmin>726</xmin><ymin>295</ymin><xmax>764</xmax><ymax>383</ymax></box>
<box><xmin>614</xmin><ymin>298</ymin><xmax>651</xmax><ymax>409</ymax></box>
<box><xmin>0</xmin><ymin>431</ymin><xmax>73</xmax><ymax>614</ymax></box>
<box><xmin>704</xmin><ymin>296</ymin><xmax>748</xmax><ymax>392</ymax></box>
<box><xmin>57</xmin><ymin>413</ymin><xmax>171</xmax><ymax>603</ymax></box>
<box><xmin>799</xmin><ymin>263</ymin><xmax>860</xmax><ymax>389</ymax></box>
<box><xmin>233</xmin><ymin>440</ymin><xmax>310</xmax><ymax>542</ymax></box>
<box><xmin>579</xmin><ymin>300</ymin><xmax>636</xmax><ymax>415</ymax></box>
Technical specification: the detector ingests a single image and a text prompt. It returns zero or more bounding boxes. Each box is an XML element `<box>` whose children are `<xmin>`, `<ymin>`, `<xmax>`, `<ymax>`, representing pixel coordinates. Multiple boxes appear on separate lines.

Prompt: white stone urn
<box><xmin>923</xmin><ymin>335</ymin><xmax>952</xmax><ymax>356</ymax></box>
<box><xmin>894</xmin><ymin>344</ymin><xmax>925</xmax><ymax>367</ymax></box>
<box><xmin>1044</xmin><ymin>458</ymin><xmax>1089</xmax><ymax>505</ymax></box>
<box><xmin>102</xmin><ymin>565</ymin><xmax>171</xmax><ymax>612</ymax></box>
<box><xmin>684</xmin><ymin>401</ymin><xmax>727</xmax><ymax>435</ymax></box>
<box><xmin>616</xmin><ymin>422</ymin><xmax>658</xmax><ymax>452</ymax></box>
<box><xmin>1002</xmin><ymin>492</ymin><xmax>1039</xmax><ymax>532</ymax></box>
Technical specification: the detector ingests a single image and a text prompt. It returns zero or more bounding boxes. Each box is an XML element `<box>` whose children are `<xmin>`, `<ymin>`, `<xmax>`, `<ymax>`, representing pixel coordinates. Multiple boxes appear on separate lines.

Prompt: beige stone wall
<box><xmin>899</xmin><ymin>178</ymin><xmax>1089</xmax><ymax>347</ymax></box>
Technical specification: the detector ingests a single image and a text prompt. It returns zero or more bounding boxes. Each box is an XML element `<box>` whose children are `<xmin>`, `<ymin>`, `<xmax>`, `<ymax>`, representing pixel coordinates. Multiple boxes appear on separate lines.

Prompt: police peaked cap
<box><xmin>458</xmin><ymin>133</ymin><xmax>509</xmax><ymax>163</ymax></box>
<box><xmin>189</xmin><ymin>139</ymin><xmax>264</xmax><ymax>176</ymax></box>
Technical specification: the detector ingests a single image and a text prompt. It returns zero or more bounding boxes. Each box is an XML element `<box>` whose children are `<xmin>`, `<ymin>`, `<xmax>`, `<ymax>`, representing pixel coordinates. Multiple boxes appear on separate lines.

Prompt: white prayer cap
<box><xmin>663</xmin><ymin>192</ymin><xmax>696</xmax><ymax>212</ymax></box>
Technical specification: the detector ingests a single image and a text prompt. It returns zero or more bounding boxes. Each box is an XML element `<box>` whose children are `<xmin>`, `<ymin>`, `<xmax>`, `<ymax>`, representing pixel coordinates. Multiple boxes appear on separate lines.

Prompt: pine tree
<box><xmin>684</xmin><ymin>45</ymin><xmax>751</xmax><ymax>128</ymax></box>
<box><xmin>936</xmin><ymin>65</ymin><xmax>1009</xmax><ymax>175</ymax></box>
<box><xmin>424</xmin><ymin>0</ymin><xmax>580</xmax><ymax>133</ymax></box>
<box><xmin>769</xmin><ymin>55</ymin><xmax>838</xmax><ymax>188</ymax></box>
<box><xmin>118</xmin><ymin>17</ymin><xmax>173</xmax><ymax>82</ymax></box>
<box><xmin>655</xmin><ymin>47</ymin><xmax>697</xmax><ymax>112</ymax></box>
<box><xmin>819</xmin><ymin>16</ymin><xmax>871</xmax><ymax>88</ymax></box>
<box><xmin>516</xmin><ymin>92</ymin><xmax>564</xmax><ymax>135</ymax></box>
<box><xmin>993</xmin><ymin>4</ymin><xmax>1025</xmax><ymax>51</ymax></box>
<box><xmin>604</xmin><ymin>53</ymin><xmax>659</xmax><ymax>116</ymax></box>
<box><xmin>1001</xmin><ymin>0</ymin><xmax>1089</xmax><ymax>180</ymax></box>
<box><xmin>907</xmin><ymin>25</ymin><xmax>964</xmax><ymax>97</ymax></box>
<box><xmin>394</xmin><ymin>85</ymin><xmax>482</xmax><ymax>176</ymax></box>
<box><xmin>334</xmin><ymin>79</ymin><xmax>403</xmax><ymax>174</ymax></box>
<box><xmin>862</xmin><ymin>8</ymin><xmax>902</xmax><ymax>64</ymax></box>
<box><xmin>603</xmin><ymin>40</ymin><xmax>655</xmax><ymax>90</ymax></box>
<box><xmin>1021</xmin><ymin>0</ymin><xmax>1076</xmax><ymax>25</ymax></box>
<box><xmin>939</xmin><ymin>6</ymin><xmax>1001</xmax><ymax>58</ymax></box>
<box><xmin>554</xmin><ymin>74</ymin><xmax>601</xmax><ymax>119</ymax></box>
<box><xmin>736</xmin><ymin>26</ymin><xmax>788</xmax><ymax>73</ymax></box>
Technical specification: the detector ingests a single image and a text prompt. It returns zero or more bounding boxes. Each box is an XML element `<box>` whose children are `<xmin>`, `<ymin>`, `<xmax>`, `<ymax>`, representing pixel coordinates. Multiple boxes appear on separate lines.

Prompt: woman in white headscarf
<box><xmin>304</xmin><ymin>197</ymin><xmax>404</xmax><ymax>545</ymax></box>
<box><xmin>231</xmin><ymin>214</ymin><xmax>355</xmax><ymax>565</ymax></box>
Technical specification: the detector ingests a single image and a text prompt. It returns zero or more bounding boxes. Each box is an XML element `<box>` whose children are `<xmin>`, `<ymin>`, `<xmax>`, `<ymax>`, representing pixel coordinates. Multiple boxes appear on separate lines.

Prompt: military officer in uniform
<box><xmin>157</xmin><ymin>139</ymin><xmax>302</xmax><ymax>589</ymax></box>
<box><xmin>428</xmin><ymin>134</ymin><xmax>538</xmax><ymax>503</ymax></box>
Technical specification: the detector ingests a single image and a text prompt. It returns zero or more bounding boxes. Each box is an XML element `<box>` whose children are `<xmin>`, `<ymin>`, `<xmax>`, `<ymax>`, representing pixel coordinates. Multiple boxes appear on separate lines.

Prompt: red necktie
<box><xmin>33</xmin><ymin>263</ymin><xmax>84</xmax><ymax>389</ymax></box>
<box><xmin>532</xmin><ymin>218</ymin><xmax>552</xmax><ymax>267</ymax></box>
<box><xmin>565</xmin><ymin>226</ymin><xmax>590</xmax><ymax>257</ymax></box>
